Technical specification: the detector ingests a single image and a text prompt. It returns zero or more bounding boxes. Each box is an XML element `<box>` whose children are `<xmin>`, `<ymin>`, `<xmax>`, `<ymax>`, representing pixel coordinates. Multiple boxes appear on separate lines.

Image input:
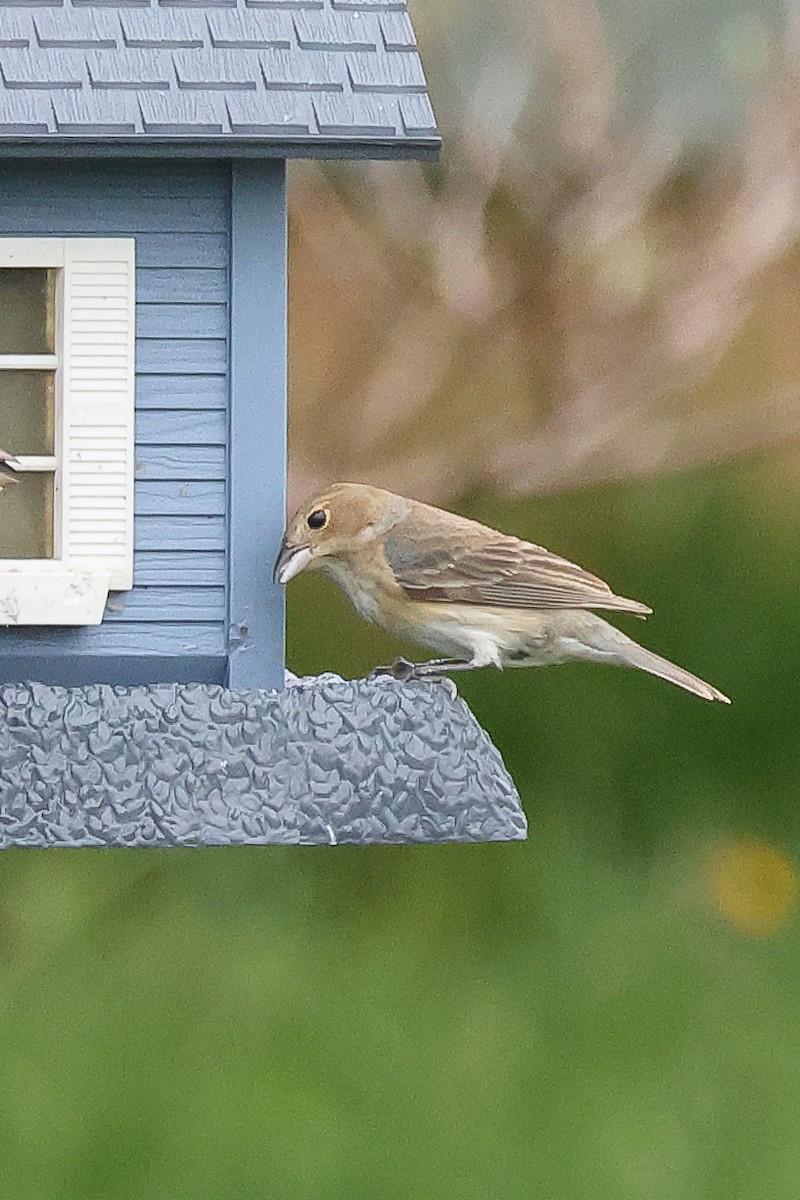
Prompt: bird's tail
<box><xmin>617</xmin><ymin>639</ymin><xmax>730</xmax><ymax>703</ymax></box>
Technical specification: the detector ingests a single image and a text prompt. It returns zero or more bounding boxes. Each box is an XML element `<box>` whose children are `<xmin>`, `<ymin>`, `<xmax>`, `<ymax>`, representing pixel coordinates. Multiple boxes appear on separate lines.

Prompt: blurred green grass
<box><xmin>0</xmin><ymin>454</ymin><xmax>798</xmax><ymax>1198</ymax></box>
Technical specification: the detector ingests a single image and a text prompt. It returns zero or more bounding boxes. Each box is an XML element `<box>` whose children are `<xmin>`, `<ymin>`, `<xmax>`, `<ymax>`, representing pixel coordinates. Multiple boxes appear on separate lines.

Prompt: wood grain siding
<box><xmin>0</xmin><ymin>625</ymin><xmax>224</xmax><ymax>655</ymax></box>
<box><xmin>136</xmin><ymin>411</ymin><xmax>227</xmax><ymax>444</ymax></box>
<box><xmin>0</xmin><ymin>161</ymin><xmax>231</xmax><ymax>680</ymax></box>
<box><xmin>134</xmin><ymin>552</ymin><xmax>226</xmax><ymax>587</ymax></box>
<box><xmin>136</xmin><ymin>376</ymin><xmax>227</xmax><ymax>410</ymax></box>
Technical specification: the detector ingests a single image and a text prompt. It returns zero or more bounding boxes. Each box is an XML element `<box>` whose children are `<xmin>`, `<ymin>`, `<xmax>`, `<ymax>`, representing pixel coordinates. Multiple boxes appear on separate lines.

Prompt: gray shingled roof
<box><xmin>0</xmin><ymin>0</ymin><xmax>440</xmax><ymax>159</ymax></box>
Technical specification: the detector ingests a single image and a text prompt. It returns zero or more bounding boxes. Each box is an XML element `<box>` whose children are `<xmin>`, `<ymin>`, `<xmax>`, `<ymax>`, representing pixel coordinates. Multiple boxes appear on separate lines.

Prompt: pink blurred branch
<box><xmin>288</xmin><ymin>1</ymin><xmax>800</xmax><ymax>510</ymax></box>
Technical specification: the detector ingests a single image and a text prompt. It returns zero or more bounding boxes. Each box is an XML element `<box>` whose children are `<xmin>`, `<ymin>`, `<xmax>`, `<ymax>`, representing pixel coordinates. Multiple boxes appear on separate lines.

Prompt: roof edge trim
<box><xmin>0</xmin><ymin>135</ymin><xmax>442</xmax><ymax>163</ymax></box>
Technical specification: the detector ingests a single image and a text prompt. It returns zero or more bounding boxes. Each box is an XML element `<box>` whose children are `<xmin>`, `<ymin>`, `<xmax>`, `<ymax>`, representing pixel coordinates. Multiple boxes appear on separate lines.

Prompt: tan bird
<box><xmin>0</xmin><ymin>447</ymin><xmax>20</xmax><ymax>491</ymax></box>
<box><xmin>275</xmin><ymin>482</ymin><xmax>729</xmax><ymax>703</ymax></box>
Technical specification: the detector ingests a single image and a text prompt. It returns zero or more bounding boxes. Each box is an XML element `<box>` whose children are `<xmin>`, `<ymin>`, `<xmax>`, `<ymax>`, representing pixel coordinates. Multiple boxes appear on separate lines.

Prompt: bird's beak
<box><xmin>273</xmin><ymin>540</ymin><xmax>314</xmax><ymax>585</ymax></box>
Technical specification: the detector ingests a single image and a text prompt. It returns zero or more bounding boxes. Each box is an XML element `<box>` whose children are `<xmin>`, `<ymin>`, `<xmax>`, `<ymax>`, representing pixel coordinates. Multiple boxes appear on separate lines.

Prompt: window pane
<box><xmin>0</xmin><ymin>268</ymin><xmax>55</xmax><ymax>355</ymax></box>
<box><xmin>0</xmin><ymin>370</ymin><xmax>54</xmax><ymax>455</ymax></box>
<box><xmin>0</xmin><ymin>472</ymin><xmax>53</xmax><ymax>558</ymax></box>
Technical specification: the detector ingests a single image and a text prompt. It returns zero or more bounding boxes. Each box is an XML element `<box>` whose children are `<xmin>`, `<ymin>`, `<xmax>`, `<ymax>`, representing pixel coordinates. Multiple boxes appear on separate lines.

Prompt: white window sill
<box><xmin>0</xmin><ymin>563</ymin><xmax>111</xmax><ymax>626</ymax></box>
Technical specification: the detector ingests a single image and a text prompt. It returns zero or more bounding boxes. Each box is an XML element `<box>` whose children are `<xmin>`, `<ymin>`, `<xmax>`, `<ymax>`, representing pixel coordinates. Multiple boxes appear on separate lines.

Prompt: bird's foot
<box><xmin>367</xmin><ymin>658</ymin><xmax>462</xmax><ymax>698</ymax></box>
<box><xmin>369</xmin><ymin>656</ymin><xmax>418</xmax><ymax>682</ymax></box>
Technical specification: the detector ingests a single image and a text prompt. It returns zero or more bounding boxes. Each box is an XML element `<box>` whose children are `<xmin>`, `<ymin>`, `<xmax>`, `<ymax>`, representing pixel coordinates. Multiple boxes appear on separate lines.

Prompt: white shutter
<box><xmin>60</xmin><ymin>239</ymin><xmax>135</xmax><ymax>590</ymax></box>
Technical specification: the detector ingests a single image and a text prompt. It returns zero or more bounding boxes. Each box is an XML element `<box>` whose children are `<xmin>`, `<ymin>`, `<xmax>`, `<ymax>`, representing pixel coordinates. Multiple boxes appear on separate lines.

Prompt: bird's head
<box><xmin>274</xmin><ymin>482</ymin><xmax>410</xmax><ymax>584</ymax></box>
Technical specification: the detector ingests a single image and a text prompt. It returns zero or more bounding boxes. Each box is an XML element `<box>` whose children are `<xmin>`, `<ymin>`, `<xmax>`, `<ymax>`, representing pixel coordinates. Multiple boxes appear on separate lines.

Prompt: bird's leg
<box><xmin>410</xmin><ymin>658</ymin><xmax>477</xmax><ymax>677</ymax></box>
<box><xmin>369</xmin><ymin>656</ymin><xmax>474</xmax><ymax>681</ymax></box>
<box><xmin>369</xmin><ymin>656</ymin><xmax>419</xmax><ymax>681</ymax></box>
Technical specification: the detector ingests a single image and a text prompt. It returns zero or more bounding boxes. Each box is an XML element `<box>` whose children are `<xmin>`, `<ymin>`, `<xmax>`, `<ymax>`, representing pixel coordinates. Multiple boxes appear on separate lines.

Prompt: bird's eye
<box><xmin>307</xmin><ymin>509</ymin><xmax>328</xmax><ymax>530</ymax></box>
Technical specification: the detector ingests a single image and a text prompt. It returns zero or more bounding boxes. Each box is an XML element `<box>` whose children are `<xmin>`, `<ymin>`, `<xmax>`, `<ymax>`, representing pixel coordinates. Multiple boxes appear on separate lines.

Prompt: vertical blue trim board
<box><xmin>228</xmin><ymin>160</ymin><xmax>287</xmax><ymax>690</ymax></box>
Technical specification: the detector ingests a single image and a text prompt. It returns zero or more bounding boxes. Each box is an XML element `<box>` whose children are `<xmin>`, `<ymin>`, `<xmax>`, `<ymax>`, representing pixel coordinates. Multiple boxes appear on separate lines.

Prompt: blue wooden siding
<box><xmin>0</xmin><ymin>160</ymin><xmax>232</xmax><ymax>682</ymax></box>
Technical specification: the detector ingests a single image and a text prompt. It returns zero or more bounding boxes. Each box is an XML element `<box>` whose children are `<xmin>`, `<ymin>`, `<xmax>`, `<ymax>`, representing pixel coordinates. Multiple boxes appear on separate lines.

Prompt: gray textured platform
<box><xmin>0</xmin><ymin>674</ymin><xmax>526</xmax><ymax>848</ymax></box>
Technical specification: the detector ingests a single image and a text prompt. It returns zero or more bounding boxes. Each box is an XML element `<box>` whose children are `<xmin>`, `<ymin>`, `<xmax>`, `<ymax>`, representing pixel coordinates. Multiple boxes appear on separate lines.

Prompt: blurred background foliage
<box><xmin>5</xmin><ymin>2</ymin><xmax>800</xmax><ymax>1197</ymax></box>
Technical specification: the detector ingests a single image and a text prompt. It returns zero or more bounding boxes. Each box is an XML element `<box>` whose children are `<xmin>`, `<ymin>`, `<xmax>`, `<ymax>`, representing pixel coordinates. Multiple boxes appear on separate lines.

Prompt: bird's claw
<box><xmin>433</xmin><ymin>676</ymin><xmax>459</xmax><ymax>701</ymax></box>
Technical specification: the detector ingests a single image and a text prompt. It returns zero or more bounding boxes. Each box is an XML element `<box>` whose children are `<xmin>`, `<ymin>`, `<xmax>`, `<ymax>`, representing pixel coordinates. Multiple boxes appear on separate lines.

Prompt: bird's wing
<box><xmin>383</xmin><ymin>527</ymin><xmax>651</xmax><ymax>616</ymax></box>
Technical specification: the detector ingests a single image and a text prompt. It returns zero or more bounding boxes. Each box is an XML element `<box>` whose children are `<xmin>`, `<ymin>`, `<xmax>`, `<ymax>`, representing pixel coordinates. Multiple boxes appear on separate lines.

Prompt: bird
<box><xmin>0</xmin><ymin>447</ymin><xmax>20</xmax><ymax>492</ymax></box>
<box><xmin>274</xmin><ymin>482</ymin><xmax>730</xmax><ymax>703</ymax></box>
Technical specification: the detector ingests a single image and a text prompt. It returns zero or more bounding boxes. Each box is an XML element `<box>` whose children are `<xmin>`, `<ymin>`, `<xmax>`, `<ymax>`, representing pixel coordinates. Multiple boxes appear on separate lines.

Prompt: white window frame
<box><xmin>0</xmin><ymin>238</ymin><xmax>135</xmax><ymax>626</ymax></box>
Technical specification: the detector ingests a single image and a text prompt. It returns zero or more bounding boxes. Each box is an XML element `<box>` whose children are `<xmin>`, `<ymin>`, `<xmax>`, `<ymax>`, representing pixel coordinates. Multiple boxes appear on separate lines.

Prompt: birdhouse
<box><xmin>0</xmin><ymin>0</ymin><xmax>526</xmax><ymax>848</ymax></box>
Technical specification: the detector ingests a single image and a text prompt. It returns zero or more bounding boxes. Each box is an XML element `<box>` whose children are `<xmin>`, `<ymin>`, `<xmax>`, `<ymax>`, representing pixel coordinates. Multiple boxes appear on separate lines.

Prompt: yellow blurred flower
<box><xmin>708</xmin><ymin>838</ymin><xmax>797</xmax><ymax>938</ymax></box>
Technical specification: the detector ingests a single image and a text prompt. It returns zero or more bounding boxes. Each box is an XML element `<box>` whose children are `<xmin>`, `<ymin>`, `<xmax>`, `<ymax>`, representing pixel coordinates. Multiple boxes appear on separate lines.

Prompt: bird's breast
<box><xmin>319</xmin><ymin>557</ymin><xmax>385</xmax><ymax>625</ymax></box>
